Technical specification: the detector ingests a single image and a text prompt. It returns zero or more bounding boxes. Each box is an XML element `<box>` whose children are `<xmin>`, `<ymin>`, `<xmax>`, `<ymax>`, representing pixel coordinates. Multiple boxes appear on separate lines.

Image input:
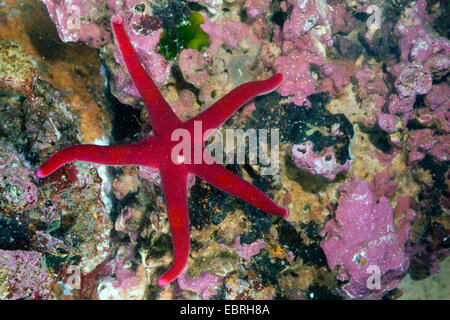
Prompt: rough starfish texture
<box><xmin>35</xmin><ymin>16</ymin><xmax>289</xmax><ymax>287</ymax></box>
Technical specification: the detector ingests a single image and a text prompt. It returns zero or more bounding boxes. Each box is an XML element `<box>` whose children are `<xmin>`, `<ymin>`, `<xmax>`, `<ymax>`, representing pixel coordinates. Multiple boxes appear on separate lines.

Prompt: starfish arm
<box><xmin>190</xmin><ymin>162</ymin><xmax>289</xmax><ymax>218</ymax></box>
<box><xmin>157</xmin><ymin>162</ymin><xmax>191</xmax><ymax>286</ymax></box>
<box><xmin>111</xmin><ymin>16</ymin><xmax>181</xmax><ymax>134</ymax></box>
<box><xmin>186</xmin><ymin>74</ymin><xmax>283</xmax><ymax>139</ymax></box>
<box><xmin>35</xmin><ymin>141</ymin><xmax>160</xmax><ymax>178</ymax></box>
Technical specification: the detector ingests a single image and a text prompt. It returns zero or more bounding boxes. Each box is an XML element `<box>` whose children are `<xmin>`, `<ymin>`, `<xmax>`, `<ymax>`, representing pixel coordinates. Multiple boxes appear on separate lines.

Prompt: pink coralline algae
<box><xmin>200</xmin><ymin>14</ymin><xmax>251</xmax><ymax>54</ymax></box>
<box><xmin>320</xmin><ymin>178</ymin><xmax>415</xmax><ymax>299</ymax></box>
<box><xmin>0</xmin><ymin>249</ymin><xmax>55</xmax><ymax>300</ymax></box>
<box><xmin>244</xmin><ymin>0</ymin><xmax>271</xmax><ymax>19</ymax></box>
<box><xmin>291</xmin><ymin>141</ymin><xmax>351</xmax><ymax>181</ymax></box>
<box><xmin>178</xmin><ymin>49</ymin><xmax>212</xmax><ymax>90</ymax></box>
<box><xmin>395</xmin><ymin>1</ymin><xmax>449</xmax><ymax>77</ymax></box>
<box><xmin>273</xmin><ymin>0</ymin><xmax>354</xmax><ymax>106</ymax></box>
<box><xmin>177</xmin><ymin>48</ymin><xmax>219</xmax><ymax>107</ymax></box>
<box><xmin>406</xmin><ymin>129</ymin><xmax>449</xmax><ymax>164</ymax></box>
<box><xmin>420</xmin><ymin>82</ymin><xmax>450</xmax><ymax>134</ymax></box>
<box><xmin>42</xmin><ymin>0</ymin><xmax>109</xmax><ymax>47</ymax></box>
<box><xmin>96</xmin><ymin>245</ymin><xmax>145</xmax><ymax>300</ymax></box>
<box><xmin>177</xmin><ymin>270</ymin><xmax>222</xmax><ymax>300</ymax></box>
<box><xmin>394</xmin><ymin>64</ymin><xmax>432</xmax><ymax>98</ymax></box>
<box><xmin>0</xmin><ymin>141</ymin><xmax>38</xmax><ymax>213</ymax></box>
<box><xmin>378</xmin><ymin>113</ymin><xmax>398</xmax><ymax>133</ymax></box>
<box><xmin>367</xmin><ymin>0</ymin><xmax>450</xmax><ymax>168</ymax></box>
<box><xmin>387</xmin><ymin>94</ymin><xmax>416</xmax><ymax>116</ymax></box>
<box><xmin>274</xmin><ymin>0</ymin><xmax>327</xmax><ymax>107</ymax></box>
<box><xmin>221</xmin><ymin>236</ymin><xmax>268</xmax><ymax>260</ymax></box>
<box><xmin>274</xmin><ymin>51</ymin><xmax>320</xmax><ymax>107</ymax></box>
<box><xmin>354</xmin><ymin>68</ymin><xmax>388</xmax><ymax>101</ymax></box>
<box><xmin>388</xmin><ymin>0</ymin><xmax>449</xmax><ymax>116</ymax></box>
<box><xmin>424</xmin><ymin>82</ymin><xmax>450</xmax><ymax>112</ymax></box>
<box><xmin>42</xmin><ymin>0</ymin><xmax>170</xmax><ymax>105</ymax></box>
<box><xmin>319</xmin><ymin>63</ymin><xmax>351</xmax><ymax>98</ymax></box>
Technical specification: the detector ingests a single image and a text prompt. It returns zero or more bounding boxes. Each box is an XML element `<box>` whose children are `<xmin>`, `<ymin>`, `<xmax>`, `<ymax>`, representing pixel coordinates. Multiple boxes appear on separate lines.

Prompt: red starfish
<box><xmin>35</xmin><ymin>16</ymin><xmax>289</xmax><ymax>286</ymax></box>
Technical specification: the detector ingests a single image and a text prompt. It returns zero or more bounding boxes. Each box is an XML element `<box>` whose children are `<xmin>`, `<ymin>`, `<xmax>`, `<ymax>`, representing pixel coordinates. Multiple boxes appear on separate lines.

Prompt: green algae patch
<box><xmin>157</xmin><ymin>12</ymin><xmax>209</xmax><ymax>60</ymax></box>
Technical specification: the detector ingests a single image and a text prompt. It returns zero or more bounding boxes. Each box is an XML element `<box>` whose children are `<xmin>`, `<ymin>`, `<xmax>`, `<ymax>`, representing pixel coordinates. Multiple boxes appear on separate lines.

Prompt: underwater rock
<box><xmin>0</xmin><ymin>249</ymin><xmax>55</xmax><ymax>299</ymax></box>
<box><xmin>272</xmin><ymin>0</ymin><xmax>357</xmax><ymax>106</ymax></box>
<box><xmin>224</xmin><ymin>273</ymin><xmax>276</xmax><ymax>300</ymax></box>
<box><xmin>177</xmin><ymin>270</ymin><xmax>222</xmax><ymax>300</ymax></box>
<box><xmin>37</xmin><ymin>162</ymin><xmax>113</xmax><ymax>274</ymax></box>
<box><xmin>1</xmin><ymin>0</ymin><xmax>109</xmax><ymax>144</ymax></box>
<box><xmin>244</xmin><ymin>0</ymin><xmax>271</xmax><ymax>19</ymax></box>
<box><xmin>291</xmin><ymin>141</ymin><xmax>351</xmax><ymax>181</ymax></box>
<box><xmin>42</xmin><ymin>0</ymin><xmax>109</xmax><ymax>47</ymax></box>
<box><xmin>419</xmin><ymin>82</ymin><xmax>450</xmax><ymax>133</ymax></box>
<box><xmin>0</xmin><ymin>40</ymin><xmax>37</xmax><ymax>97</ymax></box>
<box><xmin>96</xmin><ymin>244</ymin><xmax>146</xmax><ymax>300</ymax></box>
<box><xmin>0</xmin><ymin>0</ymin><xmax>445</xmax><ymax>300</ymax></box>
<box><xmin>320</xmin><ymin>178</ymin><xmax>415</xmax><ymax>299</ymax></box>
<box><xmin>42</xmin><ymin>0</ymin><xmax>170</xmax><ymax>106</ymax></box>
<box><xmin>378</xmin><ymin>113</ymin><xmax>398</xmax><ymax>133</ymax></box>
<box><xmin>395</xmin><ymin>64</ymin><xmax>432</xmax><ymax>98</ymax></box>
<box><xmin>0</xmin><ymin>140</ymin><xmax>38</xmax><ymax>214</ymax></box>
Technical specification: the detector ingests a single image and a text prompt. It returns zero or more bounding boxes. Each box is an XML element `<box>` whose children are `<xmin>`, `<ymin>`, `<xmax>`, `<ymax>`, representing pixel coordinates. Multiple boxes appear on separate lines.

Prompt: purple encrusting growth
<box><xmin>291</xmin><ymin>141</ymin><xmax>351</xmax><ymax>181</ymax></box>
<box><xmin>406</xmin><ymin>129</ymin><xmax>441</xmax><ymax>164</ymax></box>
<box><xmin>378</xmin><ymin>0</ymin><xmax>450</xmax><ymax>164</ymax></box>
<box><xmin>221</xmin><ymin>236</ymin><xmax>268</xmax><ymax>260</ymax></box>
<box><xmin>43</xmin><ymin>0</ymin><xmax>171</xmax><ymax>105</ymax></box>
<box><xmin>200</xmin><ymin>14</ymin><xmax>251</xmax><ymax>55</ymax></box>
<box><xmin>244</xmin><ymin>0</ymin><xmax>270</xmax><ymax>18</ymax></box>
<box><xmin>96</xmin><ymin>244</ymin><xmax>146</xmax><ymax>299</ymax></box>
<box><xmin>0</xmin><ymin>141</ymin><xmax>37</xmax><ymax>213</ymax></box>
<box><xmin>0</xmin><ymin>249</ymin><xmax>55</xmax><ymax>299</ymax></box>
<box><xmin>421</xmin><ymin>82</ymin><xmax>450</xmax><ymax>134</ymax></box>
<box><xmin>41</xmin><ymin>0</ymin><xmax>355</xmax><ymax>109</ymax></box>
<box><xmin>320</xmin><ymin>178</ymin><xmax>415</xmax><ymax>299</ymax></box>
<box><xmin>394</xmin><ymin>64</ymin><xmax>432</xmax><ymax>98</ymax></box>
<box><xmin>273</xmin><ymin>0</ymin><xmax>354</xmax><ymax>107</ymax></box>
<box><xmin>378</xmin><ymin>113</ymin><xmax>397</xmax><ymax>133</ymax></box>
<box><xmin>354</xmin><ymin>68</ymin><xmax>389</xmax><ymax>129</ymax></box>
<box><xmin>177</xmin><ymin>270</ymin><xmax>222</xmax><ymax>300</ymax></box>
<box><xmin>42</xmin><ymin>0</ymin><xmax>108</xmax><ymax>47</ymax></box>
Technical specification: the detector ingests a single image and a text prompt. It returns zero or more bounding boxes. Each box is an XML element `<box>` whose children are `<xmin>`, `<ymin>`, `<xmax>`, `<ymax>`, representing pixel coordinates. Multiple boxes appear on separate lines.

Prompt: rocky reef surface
<box><xmin>0</xmin><ymin>0</ymin><xmax>448</xmax><ymax>299</ymax></box>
